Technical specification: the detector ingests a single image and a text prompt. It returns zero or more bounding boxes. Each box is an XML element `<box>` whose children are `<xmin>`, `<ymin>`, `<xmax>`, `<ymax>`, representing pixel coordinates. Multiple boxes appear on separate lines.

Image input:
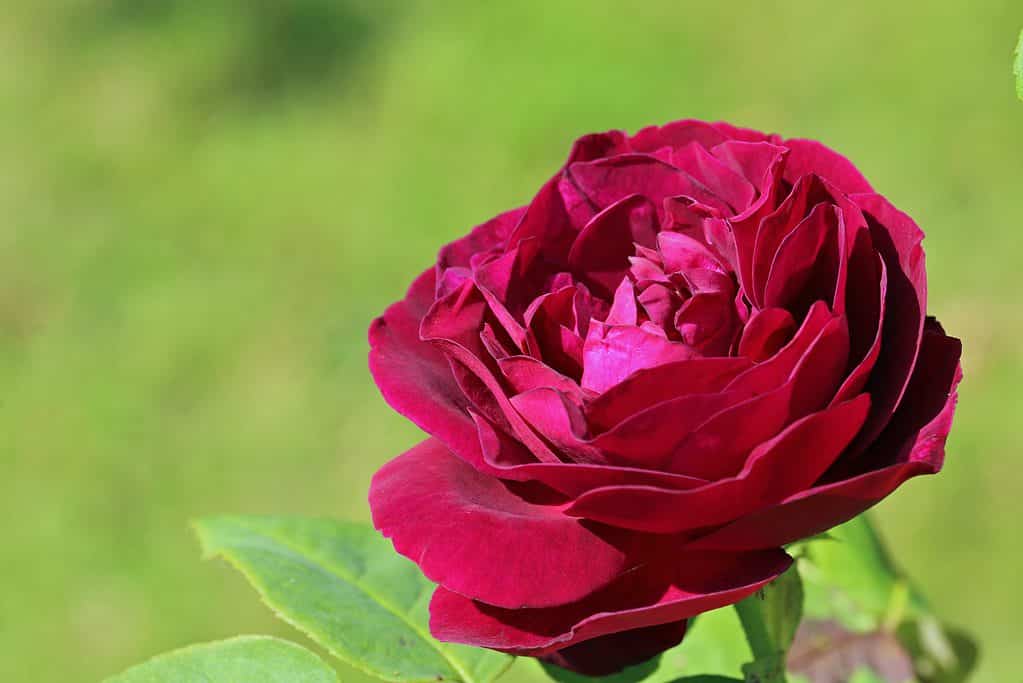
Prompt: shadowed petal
<box><xmin>429</xmin><ymin>548</ymin><xmax>791</xmax><ymax>655</ymax></box>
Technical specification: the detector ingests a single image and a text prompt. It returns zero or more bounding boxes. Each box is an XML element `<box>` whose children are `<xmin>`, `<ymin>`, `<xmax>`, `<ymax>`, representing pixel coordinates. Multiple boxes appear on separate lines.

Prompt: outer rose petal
<box><xmin>690</xmin><ymin>323</ymin><xmax>961</xmax><ymax>550</ymax></box>
<box><xmin>541</xmin><ymin>621</ymin><xmax>688</xmax><ymax>676</ymax></box>
<box><xmin>368</xmin><ymin>268</ymin><xmax>482</xmax><ymax>462</ymax></box>
<box><xmin>782</xmin><ymin>138</ymin><xmax>875</xmax><ymax>195</ymax></box>
<box><xmin>429</xmin><ymin>548</ymin><xmax>791</xmax><ymax>655</ymax></box>
<box><xmin>369</xmin><ymin>439</ymin><xmax>640</xmax><ymax>609</ymax></box>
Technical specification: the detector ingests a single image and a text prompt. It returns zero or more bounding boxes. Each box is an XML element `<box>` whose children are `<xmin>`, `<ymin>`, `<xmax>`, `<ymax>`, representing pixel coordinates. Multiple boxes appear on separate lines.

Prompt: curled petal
<box><xmin>691</xmin><ymin>323</ymin><xmax>961</xmax><ymax>550</ymax></box>
<box><xmin>429</xmin><ymin>547</ymin><xmax>791</xmax><ymax>654</ymax></box>
<box><xmin>371</xmin><ymin>439</ymin><xmax>639</xmax><ymax>608</ymax></box>
<box><xmin>565</xmin><ymin>395</ymin><xmax>870</xmax><ymax>533</ymax></box>
<box><xmin>368</xmin><ymin>268</ymin><xmax>481</xmax><ymax>462</ymax></box>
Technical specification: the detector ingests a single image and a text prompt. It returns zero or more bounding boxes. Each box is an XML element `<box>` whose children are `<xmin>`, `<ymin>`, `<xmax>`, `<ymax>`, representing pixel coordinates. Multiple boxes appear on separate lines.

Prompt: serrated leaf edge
<box><xmin>103</xmin><ymin>635</ymin><xmax>338</xmax><ymax>683</ymax></box>
<box><xmin>193</xmin><ymin>517</ymin><xmax>492</xmax><ymax>683</ymax></box>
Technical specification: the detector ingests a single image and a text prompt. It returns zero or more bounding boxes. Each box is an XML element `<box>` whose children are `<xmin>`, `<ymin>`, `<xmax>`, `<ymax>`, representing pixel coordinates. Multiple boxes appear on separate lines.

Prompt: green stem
<box><xmin>734</xmin><ymin>594</ymin><xmax>788</xmax><ymax>682</ymax></box>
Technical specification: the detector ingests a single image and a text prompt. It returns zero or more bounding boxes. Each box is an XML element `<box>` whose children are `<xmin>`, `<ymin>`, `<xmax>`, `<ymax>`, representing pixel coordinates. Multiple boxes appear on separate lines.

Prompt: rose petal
<box><xmin>540</xmin><ymin>621</ymin><xmax>689</xmax><ymax>676</ymax></box>
<box><xmin>370</xmin><ymin>439</ymin><xmax>639</xmax><ymax>608</ymax></box>
<box><xmin>568</xmin><ymin>154</ymin><xmax>729</xmax><ymax>218</ymax></box>
<box><xmin>422</xmin><ymin>282</ymin><xmax>561</xmax><ymax>462</ymax></box>
<box><xmin>763</xmin><ymin>203</ymin><xmax>841</xmax><ymax>314</ymax></box>
<box><xmin>586</xmin><ymin>356</ymin><xmax>752</xmax><ymax>431</ymax></box>
<box><xmin>782</xmin><ymin>138</ymin><xmax>874</xmax><ymax>195</ymax></box>
<box><xmin>368</xmin><ymin>268</ymin><xmax>481</xmax><ymax>462</ymax></box>
<box><xmin>845</xmin><ymin>192</ymin><xmax>928</xmax><ymax>451</ymax></box>
<box><xmin>470</xmin><ymin>412</ymin><xmax>708</xmax><ymax>497</ymax></box>
<box><xmin>429</xmin><ymin>547</ymin><xmax>791</xmax><ymax>654</ymax></box>
<box><xmin>568</xmin><ymin>195</ymin><xmax>658</xmax><ymax>297</ymax></box>
<box><xmin>738</xmin><ymin>307</ymin><xmax>797</xmax><ymax>361</ymax></box>
<box><xmin>690</xmin><ymin>325</ymin><xmax>961</xmax><ymax>550</ymax></box>
<box><xmin>566</xmin><ymin>395</ymin><xmax>870</xmax><ymax>533</ymax></box>
<box><xmin>581</xmin><ymin>322</ymin><xmax>701</xmax><ymax>393</ymax></box>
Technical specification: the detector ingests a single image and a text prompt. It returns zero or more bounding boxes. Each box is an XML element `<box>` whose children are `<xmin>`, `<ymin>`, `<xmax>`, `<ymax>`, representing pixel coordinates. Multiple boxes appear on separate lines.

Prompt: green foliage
<box><xmin>103</xmin><ymin>636</ymin><xmax>338</xmax><ymax>683</ymax></box>
<box><xmin>194</xmin><ymin>516</ymin><xmax>512</xmax><ymax>683</ymax></box>
<box><xmin>733</xmin><ymin>566</ymin><xmax>804</xmax><ymax>682</ymax></box>
<box><xmin>797</xmin><ymin>516</ymin><xmax>977</xmax><ymax>682</ymax></box>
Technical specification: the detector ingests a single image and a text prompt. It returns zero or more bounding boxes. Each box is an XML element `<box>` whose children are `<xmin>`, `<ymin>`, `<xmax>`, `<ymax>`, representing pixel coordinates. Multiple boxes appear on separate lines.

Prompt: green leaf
<box><xmin>666</xmin><ymin>678</ymin><xmax>744</xmax><ymax>683</ymax></box>
<box><xmin>194</xmin><ymin>516</ymin><xmax>513</xmax><ymax>683</ymax></box>
<box><xmin>1015</xmin><ymin>29</ymin><xmax>1023</xmax><ymax>101</ymax></box>
<box><xmin>758</xmin><ymin>566</ymin><xmax>804</xmax><ymax>655</ymax></box>
<box><xmin>799</xmin><ymin>515</ymin><xmax>898</xmax><ymax>628</ymax></box>
<box><xmin>796</xmin><ymin>515</ymin><xmax>978</xmax><ymax>682</ymax></box>
<box><xmin>539</xmin><ymin>655</ymin><xmax>664</xmax><ymax>683</ymax></box>
<box><xmin>896</xmin><ymin>618</ymin><xmax>979</xmax><ymax>683</ymax></box>
<box><xmin>103</xmin><ymin>635</ymin><xmax>338</xmax><ymax>683</ymax></box>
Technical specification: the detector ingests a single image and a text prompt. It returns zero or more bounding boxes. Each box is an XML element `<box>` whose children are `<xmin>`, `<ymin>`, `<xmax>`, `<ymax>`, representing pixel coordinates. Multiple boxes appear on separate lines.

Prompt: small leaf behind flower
<box><xmin>759</xmin><ymin>566</ymin><xmax>804</xmax><ymax>655</ymax></box>
<box><xmin>194</xmin><ymin>516</ymin><xmax>512</xmax><ymax>683</ymax></box>
<box><xmin>103</xmin><ymin>635</ymin><xmax>338</xmax><ymax>683</ymax></box>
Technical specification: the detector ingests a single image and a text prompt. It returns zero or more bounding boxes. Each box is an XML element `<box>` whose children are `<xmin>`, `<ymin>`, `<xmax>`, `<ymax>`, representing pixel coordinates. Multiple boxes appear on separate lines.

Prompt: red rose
<box><xmin>368</xmin><ymin>120</ymin><xmax>961</xmax><ymax>675</ymax></box>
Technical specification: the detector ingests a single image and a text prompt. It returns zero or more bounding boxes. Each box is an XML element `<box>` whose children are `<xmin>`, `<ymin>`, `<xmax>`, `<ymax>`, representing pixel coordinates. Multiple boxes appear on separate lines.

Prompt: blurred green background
<box><xmin>2</xmin><ymin>2</ymin><xmax>1021</xmax><ymax>681</ymax></box>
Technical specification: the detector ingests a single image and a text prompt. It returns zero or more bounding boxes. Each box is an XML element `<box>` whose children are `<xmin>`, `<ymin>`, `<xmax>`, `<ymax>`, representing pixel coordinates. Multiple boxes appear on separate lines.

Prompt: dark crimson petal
<box><xmin>670</xmin><ymin>142</ymin><xmax>755</xmax><ymax>214</ymax></box>
<box><xmin>541</xmin><ymin>621</ymin><xmax>689</xmax><ymax>676</ymax></box>
<box><xmin>429</xmin><ymin>548</ymin><xmax>791</xmax><ymax>655</ymax></box>
<box><xmin>567</xmin><ymin>195</ymin><xmax>658</xmax><ymax>297</ymax></box>
<box><xmin>762</xmin><ymin>203</ymin><xmax>841</xmax><ymax>312</ymax></box>
<box><xmin>507</xmin><ymin>175</ymin><xmax>576</xmax><ymax>269</ymax></box>
<box><xmin>738</xmin><ymin>307</ymin><xmax>797</xmax><ymax>361</ymax></box>
<box><xmin>690</xmin><ymin>325</ymin><xmax>961</xmax><ymax>551</ymax></box>
<box><xmin>511</xmin><ymin>385</ymin><xmax>748</xmax><ymax>469</ymax></box>
<box><xmin>845</xmin><ymin>193</ymin><xmax>928</xmax><ymax>452</ymax></box>
<box><xmin>832</xmin><ymin>253</ymin><xmax>887</xmax><ymax>404</ymax></box>
<box><xmin>368</xmin><ymin>268</ymin><xmax>481</xmax><ymax>462</ymax></box>
<box><xmin>782</xmin><ymin>138</ymin><xmax>874</xmax><ymax>195</ymax></box>
<box><xmin>422</xmin><ymin>282</ymin><xmax>561</xmax><ymax>462</ymax></box>
<box><xmin>750</xmin><ymin>175</ymin><xmax>833</xmax><ymax>306</ymax></box>
<box><xmin>628</xmin><ymin>119</ymin><xmax>734</xmax><ymax>152</ymax></box>
<box><xmin>522</xmin><ymin>285</ymin><xmax>585</xmax><ymax>377</ymax></box>
<box><xmin>498</xmin><ymin>355</ymin><xmax>588</xmax><ymax>403</ymax></box>
<box><xmin>568</xmin><ymin>154</ymin><xmax>729</xmax><ymax>218</ymax></box>
<box><xmin>708</xmin><ymin>121</ymin><xmax>780</xmax><ymax>144</ymax></box>
<box><xmin>370</xmin><ymin>439</ymin><xmax>639</xmax><ymax>609</ymax></box>
<box><xmin>668</xmin><ymin>313</ymin><xmax>849</xmax><ymax>480</ymax></box>
<box><xmin>470</xmin><ymin>412</ymin><xmax>708</xmax><ymax>497</ymax></box>
<box><xmin>723</xmin><ymin>300</ymin><xmax>834</xmax><ymax>395</ymax></box>
<box><xmin>674</xmin><ymin>291</ymin><xmax>738</xmax><ymax>356</ymax></box>
<box><xmin>589</xmin><ymin>390</ymin><xmax>750</xmax><ymax>469</ymax></box>
<box><xmin>438</xmin><ymin>207</ymin><xmax>524</xmax><ymax>271</ymax></box>
<box><xmin>510</xmin><ymin>388</ymin><xmax>604</xmax><ymax>464</ymax></box>
<box><xmin>586</xmin><ymin>357</ymin><xmax>752</xmax><ymax>431</ymax></box>
<box><xmin>566</xmin><ymin>395</ymin><xmax>870</xmax><ymax>534</ymax></box>
<box><xmin>709</xmin><ymin>140</ymin><xmax>788</xmax><ymax>210</ymax></box>
<box><xmin>831</xmin><ymin>318</ymin><xmax>961</xmax><ymax>476</ymax></box>
<box><xmin>558</xmin><ymin>131</ymin><xmax>633</xmax><ymax>227</ymax></box>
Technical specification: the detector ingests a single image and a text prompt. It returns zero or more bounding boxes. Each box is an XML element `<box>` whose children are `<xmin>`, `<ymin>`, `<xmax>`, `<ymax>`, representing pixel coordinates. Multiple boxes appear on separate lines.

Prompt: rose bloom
<box><xmin>368</xmin><ymin>120</ymin><xmax>961</xmax><ymax>675</ymax></box>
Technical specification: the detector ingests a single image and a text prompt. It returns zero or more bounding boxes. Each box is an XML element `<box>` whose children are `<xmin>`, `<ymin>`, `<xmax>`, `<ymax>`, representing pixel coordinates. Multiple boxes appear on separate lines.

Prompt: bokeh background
<box><xmin>3</xmin><ymin>2</ymin><xmax>1021</xmax><ymax>681</ymax></box>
